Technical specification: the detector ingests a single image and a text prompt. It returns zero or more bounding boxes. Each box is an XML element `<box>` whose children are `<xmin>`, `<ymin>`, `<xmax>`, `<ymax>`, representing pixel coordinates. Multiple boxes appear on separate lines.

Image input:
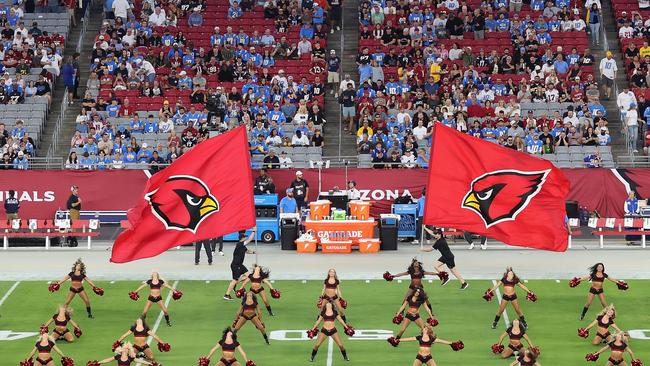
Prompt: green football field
<box><xmin>0</xmin><ymin>280</ymin><xmax>649</xmax><ymax>365</ymax></box>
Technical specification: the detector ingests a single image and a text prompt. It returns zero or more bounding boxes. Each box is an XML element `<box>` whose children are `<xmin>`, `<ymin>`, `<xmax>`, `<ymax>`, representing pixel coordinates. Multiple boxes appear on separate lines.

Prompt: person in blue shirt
<box><xmin>495</xmin><ymin>14</ymin><xmax>510</xmax><ymax>31</ymax></box>
<box><xmin>11</xmin><ymin>120</ymin><xmax>25</xmax><ymax>139</ymax></box>
<box><xmin>530</xmin><ymin>0</ymin><xmax>544</xmax><ymax>10</ymax></box>
<box><xmin>553</xmin><ymin>55</ymin><xmax>569</xmax><ymax>74</ymax></box>
<box><xmin>372</xmin><ymin>49</ymin><xmax>385</xmax><ymax>66</ymax></box>
<box><xmin>236</xmin><ymin>31</ymin><xmax>250</xmax><ymax>46</ymax></box>
<box><xmin>537</xmin><ymin>31</ymin><xmax>552</xmax><ymax>45</ymax></box>
<box><xmin>299</xmin><ymin>23</ymin><xmax>314</xmax><ymax>39</ymax></box>
<box><xmin>415</xmin><ymin>188</ymin><xmax>427</xmax><ymax>244</ymax></box>
<box><xmin>106</xmin><ymin>100</ymin><xmax>121</xmax><ymax>117</ymax></box>
<box><xmin>228</xmin><ymin>1</ymin><xmax>243</xmax><ymax>18</ymax></box>
<box><xmin>268</xmin><ymin>104</ymin><xmax>287</xmax><ymax>125</ymax></box>
<box><xmin>13</xmin><ymin>151</ymin><xmax>29</xmax><ymax>170</ymax></box>
<box><xmin>624</xmin><ymin>191</ymin><xmax>640</xmax><ymax>215</ymax></box>
<box><xmin>124</xmin><ymin>146</ymin><xmax>138</xmax><ymax>163</ymax></box>
<box><xmin>137</xmin><ymin>143</ymin><xmax>153</xmax><ymax>163</ymax></box>
<box><xmin>533</xmin><ymin>17</ymin><xmax>548</xmax><ymax>31</ymax></box>
<box><xmin>178</xmin><ymin>71</ymin><xmax>193</xmax><ymax>90</ymax></box>
<box><xmin>485</xmin><ymin>13</ymin><xmax>497</xmax><ymax>31</ymax></box>
<box><xmin>467</xmin><ymin>121</ymin><xmax>483</xmax><ymax>138</ymax></box>
<box><xmin>161</xmin><ymin>32</ymin><xmax>175</xmax><ymax>46</ymax></box>
<box><xmin>95</xmin><ymin>150</ymin><xmax>109</xmax><ymax>170</ymax></box>
<box><xmin>312</xmin><ymin>3</ymin><xmax>324</xmax><ymax>24</ymax></box>
<box><xmin>211</xmin><ymin>29</ymin><xmax>223</xmax><ymax>46</ymax></box>
<box><xmin>83</xmin><ymin>138</ymin><xmax>99</xmax><ymax>155</ymax></box>
<box><xmin>249</xmin><ymin>134</ymin><xmax>269</xmax><ymax>155</ymax></box>
<box><xmin>279</xmin><ymin>188</ymin><xmax>298</xmax><ymax>214</ymax></box>
<box><xmin>80</xmin><ymin>152</ymin><xmax>95</xmax><ymax>169</ymax></box>
<box><xmin>130</xmin><ymin>114</ymin><xmax>145</xmax><ymax>133</ymax></box>
<box><xmin>643</xmin><ymin>105</ymin><xmax>650</xmax><ymax>127</ymax></box>
<box><xmin>144</xmin><ymin>116</ymin><xmax>159</xmax><ymax>133</ymax></box>
<box><xmin>188</xmin><ymin>8</ymin><xmax>203</xmax><ymax>27</ymax></box>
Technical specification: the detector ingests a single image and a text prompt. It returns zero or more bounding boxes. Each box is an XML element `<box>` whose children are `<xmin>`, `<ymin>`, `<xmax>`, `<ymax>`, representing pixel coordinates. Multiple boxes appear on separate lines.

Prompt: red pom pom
<box><xmin>530</xmin><ymin>346</ymin><xmax>540</xmax><ymax>356</ymax></box>
<box><xmin>40</xmin><ymin>325</ymin><xmax>49</xmax><ymax>334</ymax></box>
<box><xmin>197</xmin><ymin>357</ymin><xmax>210</xmax><ymax>366</ymax></box>
<box><xmin>112</xmin><ymin>340</ymin><xmax>123</xmax><ymax>352</ymax></box>
<box><xmin>491</xmin><ymin>343</ymin><xmax>504</xmax><ymax>354</ymax></box>
<box><xmin>128</xmin><ymin>291</ymin><xmax>139</xmax><ymax>301</ymax></box>
<box><xmin>316</xmin><ymin>296</ymin><xmax>324</xmax><ymax>308</ymax></box>
<box><xmin>383</xmin><ymin>271</ymin><xmax>394</xmax><ymax>281</ymax></box>
<box><xmin>270</xmin><ymin>288</ymin><xmax>281</xmax><ymax>299</ymax></box>
<box><xmin>437</xmin><ymin>271</ymin><xmax>449</xmax><ymax>281</ymax></box>
<box><xmin>150</xmin><ymin>363</ymin><xmax>160</xmax><ymax>366</ymax></box>
<box><xmin>74</xmin><ymin>327</ymin><xmax>82</xmax><ymax>338</ymax></box>
<box><xmin>157</xmin><ymin>342</ymin><xmax>171</xmax><ymax>352</ymax></box>
<box><xmin>526</xmin><ymin>292</ymin><xmax>538</xmax><ymax>302</ymax></box>
<box><xmin>450</xmin><ymin>340</ymin><xmax>464</xmax><ymax>351</ymax></box>
<box><xmin>86</xmin><ymin>362</ymin><xmax>100</xmax><ymax>366</ymax></box>
<box><xmin>61</xmin><ymin>356</ymin><xmax>74</xmax><ymax>366</ymax></box>
<box><xmin>392</xmin><ymin>314</ymin><xmax>404</xmax><ymax>325</ymax></box>
<box><xmin>246</xmin><ymin>361</ymin><xmax>256</xmax><ymax>366</ymax></box>
<box><xmin>427</xmin><ymin>317</ymin><xmax>439</xmax><ymax>327</ymax></box>
<box><xmin>48</xmin><ymin>283</ymin><xmax>60</xmax><ymax>292</ymax></box>
<box><xmin>92</xmin><ymin>287</ymin><xmax>104</xmax><ymax>296</ymax></box>
<box><xmin>172</xmin><ymin>290</ymin><xmax>183</xmax><ymax>300</ymax></box>
<box><xmin>344</xmin><ymin>325</ymin><xmax>355</xmax><ymax>336</ymax></box>
<box><xmin>483</xmin><ymin>289</ymin><xmax>494</xmax><ymax>301</ymax></box>
<box><xmin>235</xmin><ymin>288</ymin><xmax>245</xmax><ymax>298</ymax></box>
<box><xmin>306</xmin><ymin>328</ymin><xmax>318</xmax><ymax>339</ymax></box>
<box><xmin>20</xmin><ymin>359</ymin><xmax>35</xmax><ymax>366</ymax></box>
<box><xmin>578</xmin><ymin>328</ymin><xmax>589</xmax><ymax>338</ymax></box>
<box><xmin>632</xmin><ymin>359</ymin><xmax>643</xmax><ymax>366</ymax></box>
<box><xmin>617</xmin><ymin>281</ymin><xmax>629</xmax><ymax>291</ymax></box>
<box><xmin>387</xmin><ymin>336</ymin><xmax>400</xmax><ymax>347</ymax></box>
<box><xmin>569</xmin><ymin>277</ymin><xmax>581</xmax><ymax>288</ymax></box>
<box><xmin>339</xmin><ymin>298</ymin><xmax>348</xmax><ymax>309</ymax></box>
<box><xmin>585</xmin><ymin>353</ymin><xmax>599</xmax><ymax>361</ymax></box>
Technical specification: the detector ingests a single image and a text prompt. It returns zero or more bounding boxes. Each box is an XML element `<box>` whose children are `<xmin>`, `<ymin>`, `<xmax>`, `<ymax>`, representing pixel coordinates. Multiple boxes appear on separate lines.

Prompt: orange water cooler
<box><xmin>309</xmin><ymin>200</ymin><xmax>331</xmax><ymax>220</ymax></box>
<box><xmin>349</xmin><ymin>200</ymin><xmax>371</xmax><ymax>220</ymax></box>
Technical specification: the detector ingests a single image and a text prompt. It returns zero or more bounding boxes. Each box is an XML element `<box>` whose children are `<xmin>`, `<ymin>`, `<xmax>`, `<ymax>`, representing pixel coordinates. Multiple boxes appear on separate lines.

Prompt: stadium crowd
<box><xmin>0</xmin><ymin>1</ymin><xmax>71</xmax><ymax>168</ymax></box>
<box><xmin>66</xmin><ymin>0</ymin><xmax>335</xmax><ymax>170</ymax></box>
<box><xmin>346</xmin><ymin>0</ymin><xmax>625</xmax><ymax>168</ymax></box>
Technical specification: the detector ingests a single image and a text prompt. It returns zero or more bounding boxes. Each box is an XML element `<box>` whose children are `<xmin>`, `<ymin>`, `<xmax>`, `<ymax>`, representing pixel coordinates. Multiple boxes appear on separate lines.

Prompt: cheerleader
<box><xmin>484</xmin><ymin>267</ymin><xmax>536</xmax><ymax>330</ymax></box>
<box><xmin>508</xmin><ymin>348</ymin><xmax>541</xmax><ymax>366</ymax></box>
<box><xmin>391</xmin><ymin>286</ymin><xmax>437</xmax><ymax>341</ymax></box>
<box><xmin>236</xmin><ymin>264</ymin><xmax>281</xmax><ymax>316</ymax></box>
<box><xmin>41</xmin><ymin>306</ymin><xmax>82</xmax><ymax>343</ymax></box>
<box><xmin>307</xmin><ymin>298</ymin><xmax>354</xmax><ymax>362</ymax></box>
<box><xmin>21</xmin><ymin>333</ymin><xmax>73</xmax><ymax>366</ymax></box>
<box><xmin>318</xmin><ymin>269</ymin><xmax>348</xmax><ymax>322</ymax></box>
<box><xmin>492</xmin><ymin>319</ymin><xmax>535</xmax><ymax>359</ymax></box>
<box><xmin>128</xmin><ymin>272</ymin><xmax>181</xmax><ymax>326</ymax></box>
<box><xmin>113</xmin><ymin>317</ymin><xmax>171</xmax><ymax>361</ymax></box>
<box><xmin>232</xmin><ymin>290</ymin><xmax>270</xmax><ymax>344</ymax></box>
<box><xmin>87</xmin><ymin>342</ymin><xmax>158</xmax><ymax>365</ymax></box>
<box><xmin>579</xmin><ymin>305</ymin><xmax>622</xmax><ymax>345</ymax></box>
<box><xmin>198</xmin><ymin>327</ymin><xmax>255</xmax><ymax>366</ymax></box>
<box><xmin>48</xmin><ymin>258</ymin><xmax>103</xmax><ymax>318</ymax></box>
<box><xmin>387</xmin><ymin>325</ymin><xmax>464</xmax><ymax>366</ymax></box>
<box><xmin>586</xmin><ymin>332</ymin><xmax>642</xmax><ymax>366</ymax></box>
<box><xmin>570</xmin><ymin>263</ymin><xmax>629</xmax><ymax>320</ymax></box>
<box><xmin>383</xmin><ymin>258</ymin><xmax>443</xmax><ymax>313</ymax></box>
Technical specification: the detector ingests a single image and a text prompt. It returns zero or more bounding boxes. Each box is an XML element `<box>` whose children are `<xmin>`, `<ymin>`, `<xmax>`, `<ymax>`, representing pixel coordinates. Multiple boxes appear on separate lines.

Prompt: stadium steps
<box><xmin>595</xmin><ymin>0</ymin><xmax>628</xmax><ymax>158</ymax></box>
<box><xmin>40</xmin><ymin>2</ymin><xmax>104</xmax><ymax>159</ymax></box>
<box><xmin>322</xmin><ymin>0</ymin><xmax>361</xmax><ymax>160</ymax></box>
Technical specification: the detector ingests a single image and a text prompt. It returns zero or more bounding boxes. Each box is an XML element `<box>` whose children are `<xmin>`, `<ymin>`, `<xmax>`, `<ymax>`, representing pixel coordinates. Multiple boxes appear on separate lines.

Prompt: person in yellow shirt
<box><xmin>640</xmin><ymin>41</ymin><xmax>650</xmax><ymax>58</ymax></box>
<box><xmin>429</xmin><ymin>58</ymin><xmax>442</xmax><ymax>83</ymax></box>
<box><xmin>357</xmin><ymin>119</ymin><xmax>374</xmax><ymax>138</ymax></box>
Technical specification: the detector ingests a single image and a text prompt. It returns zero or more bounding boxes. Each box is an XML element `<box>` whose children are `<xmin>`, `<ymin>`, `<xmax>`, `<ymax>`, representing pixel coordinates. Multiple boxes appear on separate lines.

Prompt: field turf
<box><xmin>0</xmin><ymin>280</ymin><xmax>649</xmax><ymax>365</ymax></box>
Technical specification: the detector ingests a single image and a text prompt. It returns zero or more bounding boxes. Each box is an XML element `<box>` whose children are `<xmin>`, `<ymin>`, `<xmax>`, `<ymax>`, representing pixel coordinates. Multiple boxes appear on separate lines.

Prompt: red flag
<box><xmin>423</xmin><ymin>124</ymin><xmax>570</xmax><ymax>251</ymax></box>
<box><xmin>111</xmin><ymin>126</ymin><xmax>255</xmax><ymax>262</ymax></box>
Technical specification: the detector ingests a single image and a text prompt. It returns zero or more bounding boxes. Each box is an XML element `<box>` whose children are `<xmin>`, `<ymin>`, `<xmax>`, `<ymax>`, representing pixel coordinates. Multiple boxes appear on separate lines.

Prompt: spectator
<box><xmin>279</xmin><ymin>150</ymin><xmax>293</xmax><ymax>168</ymax></box>
<box><xmin>62</xmin><ymin>57</ymin><xmax>75</xmax><ymax>104</ymax></box>
<box><xmin>263</xmin><ymin>150</ymin><xmax>280</xmax><ymax>169</ymax></box>
<box><xmin>625</xmin><ymin>103</ymin><xmax>641</xmax><ymax>153</ymax></box>
<box><xmin>13</xmin><ymin>151</ymin><xmax>28</xmax><ymax>170</ymax></box>
<box><xmin>65</xmin><ymin>151</ymin><xmax>79</xmax><ymax>169</ymax></box>
<box><xmin>188</xmin><ymin>8</ymin><xmax>203</xmax><ymax>27</ymax></box>
<box><xmin>599</xmin><ymin>51</ymin><xmax>617</xmax><ymax>100</ymax></box>
<box><xmin>583</xmin><ymin>150</ymin><xmax>602</xmax><ymax>168</ymax></box>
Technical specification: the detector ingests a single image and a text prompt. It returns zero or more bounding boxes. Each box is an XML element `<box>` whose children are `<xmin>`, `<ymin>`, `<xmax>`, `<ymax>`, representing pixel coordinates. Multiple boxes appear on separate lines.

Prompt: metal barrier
<box><xmin>616</xmin><ymin>155</ymin><xmax>650</xmax><ymax>168</ymax></box>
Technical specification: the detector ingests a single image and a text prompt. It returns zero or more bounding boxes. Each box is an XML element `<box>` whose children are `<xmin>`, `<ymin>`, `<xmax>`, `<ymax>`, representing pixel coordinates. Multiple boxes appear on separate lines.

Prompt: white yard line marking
<box><xmin>135</xmin><ymin>280</ymin><xmax>178</xmax><ymax>365</ymax></box>
<box><xmin>0</xmin><ymin>281</ymin><xmax>19</xmax><ymax>307</ymax></box>
<box><xmin>492</xmin><ymin>280</ymin><xmax>510</xmax><ymax>327</ymax></box>
<box><xmin>326</xmin><ymin>336</ymin><xmax>334</xmax><ymax>366</ymax></box>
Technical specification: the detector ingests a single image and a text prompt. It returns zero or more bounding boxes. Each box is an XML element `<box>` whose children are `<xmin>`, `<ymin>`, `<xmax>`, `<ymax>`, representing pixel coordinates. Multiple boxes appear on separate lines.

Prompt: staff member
<box><xmin>624</xmin><ymin>191</ymin><xmax>640</xmax><ymax>215</ymax></box>
<box><xmin>280</xmin><ymin>188</ymin><xmax>298</xmax><ymax>214</ymax></box>
<box><xmin>254</xmin><ymin>169</ymin><xmax>276</xmax><ymax>194</ymax></box>
<box><xmin>347</xmin><ymin>181</ymin><xmax>361</xmax><ymax>200</ymax></box>
<box><xmin>223</xmin><ymin>228</ymin><xmax>256</xmax><ymax>300</ymax></box>
<box><xmin>195</xmin><ymin>238</ymin><xmax>213</xmax><ymax>265</ymax></box>
<box><xmin>463</xmin><ymin>231</ymin><xmax>487</xmax><ymax>250</ymax></box>
<box><xmin>67</xmin><ymin>185</ymin><xmax>82</xmax><ymax>247</ymax></box>
<box><xmin>290</xmin><ymin>170</ymin><xmax>309</xmax><ymax>208</ymax></box>
<box><xmin>422</xmin><ymin>227</ymin><xmax>469</xmax><ymax>290</ymax></box>
<box><xmin>415</xmin><ymin>188</ymin><xmax>426</xmax><ymax>244</ymax></box>
<box><xmin>4</xmin><ymin>190</ymin><xmax>20</xmax><ymax>221</ymax></box>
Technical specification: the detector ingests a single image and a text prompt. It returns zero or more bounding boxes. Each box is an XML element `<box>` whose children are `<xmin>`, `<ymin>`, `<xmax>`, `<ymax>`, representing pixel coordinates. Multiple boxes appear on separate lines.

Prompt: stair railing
<box><xmin>46</xmin><ymin>90</ymin><xmax>69</xmax><ymax>159</ymax></box>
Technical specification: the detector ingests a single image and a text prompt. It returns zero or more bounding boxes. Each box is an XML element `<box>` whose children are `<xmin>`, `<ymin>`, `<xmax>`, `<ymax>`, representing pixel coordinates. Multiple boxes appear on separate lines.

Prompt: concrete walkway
<box><xmin>2</xmin><ymin>240</ymin><xmax>650</xmax><ymax>281</ymax></box>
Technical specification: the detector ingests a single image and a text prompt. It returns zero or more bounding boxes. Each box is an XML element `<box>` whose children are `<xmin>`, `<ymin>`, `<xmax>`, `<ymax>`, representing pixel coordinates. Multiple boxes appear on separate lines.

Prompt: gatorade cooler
<box><xmin>309</xmin><ymin>200</ymin><xmax>331</xmax><ymax>220</ymax></box>
<box><xmin>349</xmin><ymin>200</ymin><xmax>371</xmax><ymax>220</ymax></box>
<box><xmin>321</xmin><ymin>239</ymin><xmax>353</xmax><ymax>253</ymax></box>
<box><xmin>296</xmin><ymin>238</ymin><xmax>318</xmax><ymax>253</ymax></box>
<box><xmin>358</xmin><ymin>238</ymin><xmax>381</xmax><ymax>253</ymax></box>
<box><xmin>332</xmin><ymin>209</ymin><xmax>346</xmax><ymax>221</ymax></box>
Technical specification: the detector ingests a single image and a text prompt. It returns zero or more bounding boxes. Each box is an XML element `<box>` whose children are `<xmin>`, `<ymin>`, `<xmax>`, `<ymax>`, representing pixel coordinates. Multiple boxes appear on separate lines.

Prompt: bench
<box><xmin>0</xmin><ymin>219</ymin><xmax>100</xmax><ymax>250</ymax></box>
<box><xmin>587</xmin><ymin>218</ymin><xmax>650</xmax><ymax>248</ymax></box>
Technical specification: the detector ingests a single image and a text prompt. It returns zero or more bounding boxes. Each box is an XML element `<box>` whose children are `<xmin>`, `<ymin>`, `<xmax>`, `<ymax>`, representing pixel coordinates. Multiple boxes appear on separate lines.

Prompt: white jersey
<box><xmin>599</xmin><ymin>58</ymin><xmax>617</xmax><ymax>79</ymax></box>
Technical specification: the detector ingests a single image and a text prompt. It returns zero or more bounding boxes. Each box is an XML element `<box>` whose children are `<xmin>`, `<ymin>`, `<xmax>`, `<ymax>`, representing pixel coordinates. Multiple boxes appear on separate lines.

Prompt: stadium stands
<box><xmin>68</xmin><ymin>0</ymin><xmax>329</xmax><ymax>170</ymax></box>
<box><xmin>352</xmin><ymin>0</ymin><xmax>617</xmax><ymax>168</ymax></box>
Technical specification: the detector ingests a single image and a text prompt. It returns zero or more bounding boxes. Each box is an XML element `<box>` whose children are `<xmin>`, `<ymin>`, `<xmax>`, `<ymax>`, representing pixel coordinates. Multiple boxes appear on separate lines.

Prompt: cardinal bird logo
<box><xmin>144</xmin><ymin>175</ymin><xmax>220</xmax><ymax>233</ymax></box>
<box><xmin>462</xmin><ymin>169</ymin><xmax>550</xmax><ymax>228</ymax></box>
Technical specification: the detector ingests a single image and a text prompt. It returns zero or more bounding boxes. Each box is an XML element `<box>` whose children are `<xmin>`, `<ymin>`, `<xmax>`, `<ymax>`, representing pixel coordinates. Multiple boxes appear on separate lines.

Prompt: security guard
<box><xmin>66</xmin><ymin>185</ymin><xmax>82</xmax><ymax>247</ymax></box>
<box><xmin>4</xmin><ymin>190</ymin><xmax>20</xmax><ymax>221</ymax></box>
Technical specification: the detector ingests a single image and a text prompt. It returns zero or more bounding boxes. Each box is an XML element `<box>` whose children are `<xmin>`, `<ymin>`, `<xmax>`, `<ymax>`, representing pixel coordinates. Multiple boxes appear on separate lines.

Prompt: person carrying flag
<box><xmin>224</xmin><ymin>229</ymin><xmax>256</xmax><ymax>300</ymax></box>
<box><xmin>421</xmin><ymin>227</ymin><xmax>469</xmax><ymax>290</ymax></box>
